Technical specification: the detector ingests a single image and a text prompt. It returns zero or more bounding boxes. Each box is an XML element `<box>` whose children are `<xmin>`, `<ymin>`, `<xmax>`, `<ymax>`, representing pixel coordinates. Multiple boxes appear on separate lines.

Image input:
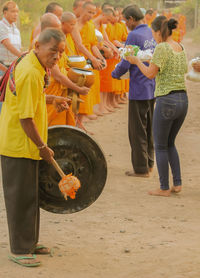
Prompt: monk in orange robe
<box><xmin>41</xmin><ymin>12</ymin><xmax>89</xmax><ymax>127</ymax></box>
<box><xmin>114</xmin><ymin>9</ymin><xmax>129</xmax><ymax>103</ymax></box>
<box><xmin>116</xmin><ymin>7</ymin><xmax>129</xmax><ymax>100</ymax></box>
<box><xmin>112</xmin><ymin>10</ymin><xmax>128</xmax><ymax>103</ymax></box>
<box><xmin>30</xmin><ymin>2</ymin><xmax>63</xmax><ymax>49</ymax></box>
<box><xmin>93</xmin><ymin>8</ymin><xmax>120</xmax><ymax>113</ymax></box>
<box><xmin>105</xmin><ymin>9</ymin><xmax>127</xmax><ymax>109</ymax></box>
<box><xmin>77</xmin><ymin>2</ymin><xmax>106</xmax><ymax>124</ymax></box>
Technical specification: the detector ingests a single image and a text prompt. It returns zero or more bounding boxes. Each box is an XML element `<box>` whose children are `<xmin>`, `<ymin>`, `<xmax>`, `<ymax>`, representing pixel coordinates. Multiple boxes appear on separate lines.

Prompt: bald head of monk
<box><xmin>80</xmin><ymin>2</ymin><xmax>96</xmax><ymax>22</ymax></box>
<box><xmin>61</xmin><ymin>12</ymin><xmax>77</xmax><ymax>35</ymax></box>
<box><xmin>115</xmin><ymin>6</ymin><xmax>123</xmax><ymax>21</ymax></box>
<box><xmin>101</xmin><ymin>2</ymin><xmax>113</xmax><ymax>11</ymax></box>
<box><xmin>114</xmin><ymin>9</ymin><xmax>120</xmax><ymax>23</ymax></box>
<box><xmin>73</xmin><ymin>0</ymin><xmax>85</xmax><ymax>17</ymax></box>
<box><xmin>35</xmin><ymin>28</ymin><xmax>66</xmax><ymax>69</ymax></box>
<box><xmin>101</xmin><ymin>8</ymin><xmax>115</xmax><ymax>24</ymax></box>
<box><xmin>40</xmin><ymin>13</ymin><xmax>61</xmax><ymax>31</ymax></box>
<box><xmin>108</xmin><ymin>9</ymin><xmax>117</xmax><ymax>24</ymax></box>
<box><xmin>45</xmin><ymin>2</ymin><xmax>63</xmax><ymax>19</ymax></box>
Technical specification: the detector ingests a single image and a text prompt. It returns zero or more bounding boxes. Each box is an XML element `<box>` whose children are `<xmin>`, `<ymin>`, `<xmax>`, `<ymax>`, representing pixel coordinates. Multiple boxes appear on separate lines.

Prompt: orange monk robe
<box><xmin>79</xmin><ymin>21</ymin><xmax>100</xmax><ymax>114</ymax></box>
<box><xmin>45</xmin><ymin>52</ymin><xmax>76</xmax><ymax>127</ymax></box>
<box><xmin>172</xmin><ymin>24</ymin><xmax>181</xmax><ymax>43</ymax></box>
<box><xmin>100</xmin><ymin>23</ymin><xmax>116</xmax><ymax>93</ymax></box>
<box><xmin>65</xmin><ymin>33</ymin><xmax>77</xmax><ymax>56</ymax></box>
<box><xmin>112</xmin><ymin>22</ymin><xmax>127</xmax><ymax>95</ymax></box>
<box><xmin>29</xmin><ymin>22</ymin><xmax>41</xmax><ymax>50</ymax></box>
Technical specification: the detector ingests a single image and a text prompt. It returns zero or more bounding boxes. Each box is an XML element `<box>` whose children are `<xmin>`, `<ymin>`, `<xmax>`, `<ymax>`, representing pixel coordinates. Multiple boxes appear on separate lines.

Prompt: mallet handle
<box><xmin>51</xmin><ymin>158</ymin><xmax>65</xmax><ymax>178</ymax></box>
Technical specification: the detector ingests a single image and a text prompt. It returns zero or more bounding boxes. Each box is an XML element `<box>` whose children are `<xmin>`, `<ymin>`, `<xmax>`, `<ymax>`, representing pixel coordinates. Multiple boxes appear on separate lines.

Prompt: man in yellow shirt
<box><xmin>0</xmin><ymin>28</ymin><xmax>70</xmax><ymax>267</ymax></box>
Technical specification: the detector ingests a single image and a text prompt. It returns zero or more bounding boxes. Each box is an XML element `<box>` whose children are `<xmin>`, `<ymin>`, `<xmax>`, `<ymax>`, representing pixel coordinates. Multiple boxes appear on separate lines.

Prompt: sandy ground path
<box><xmin>1</xmin><ymin>38</ymin><xmax>200</xmax><ymax>278</ymax></box>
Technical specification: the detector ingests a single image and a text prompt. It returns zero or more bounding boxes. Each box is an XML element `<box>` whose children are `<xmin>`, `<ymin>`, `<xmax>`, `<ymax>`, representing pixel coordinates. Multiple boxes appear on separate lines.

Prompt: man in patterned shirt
<box><xmin>0</xmin><ymin>1</ymin><xmax>22</xmax><ymax>67</ymax></box>
<box><xmin>0</xmin><ymin>1</ymin><xmax>22</xmax><ymax>112</ymax></box>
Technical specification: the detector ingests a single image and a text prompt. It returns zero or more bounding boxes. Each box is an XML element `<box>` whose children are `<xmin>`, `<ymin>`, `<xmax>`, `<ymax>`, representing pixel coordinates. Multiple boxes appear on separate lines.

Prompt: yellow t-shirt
<box><xmin>0</xmin><ymin>50</ymin><xmax>48</xmax><ymax>160</ymax></box>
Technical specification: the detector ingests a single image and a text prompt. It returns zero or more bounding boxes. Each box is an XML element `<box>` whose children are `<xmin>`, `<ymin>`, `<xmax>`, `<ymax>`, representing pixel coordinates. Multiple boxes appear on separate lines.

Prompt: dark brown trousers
<box><xmin>1</xmin><ymin>155</ymin><xmax>40</xmax><ymax>254</ymax></box>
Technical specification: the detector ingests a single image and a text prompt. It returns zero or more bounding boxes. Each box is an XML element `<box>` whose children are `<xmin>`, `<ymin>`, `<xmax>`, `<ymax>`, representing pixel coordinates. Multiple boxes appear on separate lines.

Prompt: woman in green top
<box><xmin>126</xmin><ymin>16</ymin><xmax>188</xmax><ymax>196</ymax></box>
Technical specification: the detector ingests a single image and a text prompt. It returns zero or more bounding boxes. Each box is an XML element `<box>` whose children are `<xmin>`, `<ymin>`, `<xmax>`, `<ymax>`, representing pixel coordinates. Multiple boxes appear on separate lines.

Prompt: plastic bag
<box><xmin>119</xmin><ymin>45</ymin><xmax>140</xmax><ymax>59</ymax></box>
<box><xmin>119</xmin><ymin>45</ymin><xmax>153</xmax><ymax>62</ymax></box>
<box><xmin>186</xmin><ymin>57</ymin><xmax>200</xmax><ymax>82</ymax></box>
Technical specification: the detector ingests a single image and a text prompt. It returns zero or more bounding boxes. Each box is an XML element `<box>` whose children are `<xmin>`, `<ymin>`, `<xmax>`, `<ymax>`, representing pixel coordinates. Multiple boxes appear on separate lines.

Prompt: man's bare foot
<box><xmin>76</xmin><ymin>121</ymin><xmax>94</xmax><ymax>135</ymax></box>
<box><xmin>94</xmin><ymin>110</ymin><xmax>104</xmax><ymax>116</ymax></box>
<box><xmin>125</xmin><ymin>171</ymin><xmax>149</xmax><ymax>178</ymax></box>
<box><xmin>149</xmin><ymin>167</ymin><xmax>153</xmax><ymax>173</ymax></box>
<box><xmin>148</xmin><ymin>189</ymin><xmax>171</xmax><ymax>197</ymax></box>
<box><xmin>101</xmin><ymin>108</ymin><xmax>111</xmax><ymax>114</ymax></box>
<box><xmin>106</xmin><ymin>106</ymin><xmax>115</xmax><ymax>112</ymax></box>
<box><xmin>118</xmin><ymin>100</ymin><xmax>127</xmax><ymax>104</ymax></box>
<box><xmin>171</xmin><ymin>186</ymin><xmax>182</xmax><ymax>193</ymax></box>
<box><xmin>82</xmin><ymin>115</ymin><xmax>89</xmax><ymax>123</ymax></box>
<box><xmin>113</xmin><ymin>103</ymin><xmax>122</xmax><ymax>108</ymax></box>
<box><xmin>87</xmin><ymin>114</ymin><xmax>98</xmax><ymax>120</ymax></box>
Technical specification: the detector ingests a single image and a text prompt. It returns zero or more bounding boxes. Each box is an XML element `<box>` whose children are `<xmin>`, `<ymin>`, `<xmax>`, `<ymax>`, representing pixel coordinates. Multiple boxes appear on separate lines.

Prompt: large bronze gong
<box><xmin>39</xmin><ymin>126</ymin><xmax>107</xmax><ymax>214</ymax></box>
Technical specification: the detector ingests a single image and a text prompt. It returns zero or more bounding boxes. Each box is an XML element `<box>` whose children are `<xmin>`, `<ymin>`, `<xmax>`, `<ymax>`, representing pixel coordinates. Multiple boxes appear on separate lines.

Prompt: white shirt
<box><xmin>0</xmin><ymin>17</ymin><xmax>21</xmax><ymax>65</ymax></box>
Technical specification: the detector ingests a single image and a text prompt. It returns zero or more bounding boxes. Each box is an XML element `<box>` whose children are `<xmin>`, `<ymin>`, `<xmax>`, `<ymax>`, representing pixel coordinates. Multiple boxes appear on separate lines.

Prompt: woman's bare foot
<box><xmin>148</xmin><ymin>189</ymin><xmax>171</xmax><ymax>197</ymax></box>
<box><xmin>171</xmin><ymin>186</ymin><xmax>182</xmax><ymax>193</ymax></box>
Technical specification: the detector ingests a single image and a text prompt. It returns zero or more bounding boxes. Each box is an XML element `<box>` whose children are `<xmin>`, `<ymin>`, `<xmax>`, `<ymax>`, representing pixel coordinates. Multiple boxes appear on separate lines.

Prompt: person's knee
<box><xmin>155</xmin><ymin>143</ymin><xmax>168</xmax><ymax>151</ymax></box>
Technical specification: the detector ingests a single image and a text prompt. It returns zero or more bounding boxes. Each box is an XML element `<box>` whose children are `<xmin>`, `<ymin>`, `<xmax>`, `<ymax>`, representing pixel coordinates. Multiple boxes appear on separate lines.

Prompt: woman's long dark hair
<box><xmin>151</xmin><ymin>15</ymin><xmax>178</xmax><ymax>41</ymax></box>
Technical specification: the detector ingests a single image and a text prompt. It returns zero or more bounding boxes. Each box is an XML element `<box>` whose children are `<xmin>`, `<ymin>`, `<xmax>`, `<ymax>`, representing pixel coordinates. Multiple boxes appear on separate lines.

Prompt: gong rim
<box><xmin>39</xmin><ymin>125</ymin><xmax>107</xmax><ymax>214</ymax></box>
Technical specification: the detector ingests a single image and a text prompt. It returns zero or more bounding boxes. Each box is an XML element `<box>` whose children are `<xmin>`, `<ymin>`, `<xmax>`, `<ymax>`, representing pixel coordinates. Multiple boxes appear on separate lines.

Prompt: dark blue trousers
<box><xmin>153</xmin><ymin>91</ymin><xmax>188</xmax><ymax>190</ymax></box>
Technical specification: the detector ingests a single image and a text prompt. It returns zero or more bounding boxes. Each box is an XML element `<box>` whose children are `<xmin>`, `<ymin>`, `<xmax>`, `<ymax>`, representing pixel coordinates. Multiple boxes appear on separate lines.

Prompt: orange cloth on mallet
<box><xmin>58</xmin><ymin>173</ymin><xmax>81</xmax><ymax>200</ymax></box>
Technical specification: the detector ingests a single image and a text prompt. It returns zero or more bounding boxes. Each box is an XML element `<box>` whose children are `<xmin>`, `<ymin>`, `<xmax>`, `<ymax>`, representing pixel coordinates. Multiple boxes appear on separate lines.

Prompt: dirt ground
<box><xmin>1</xmin><ymin>37</ymin><xmax>200</xmax><ymax>278</ymax></box>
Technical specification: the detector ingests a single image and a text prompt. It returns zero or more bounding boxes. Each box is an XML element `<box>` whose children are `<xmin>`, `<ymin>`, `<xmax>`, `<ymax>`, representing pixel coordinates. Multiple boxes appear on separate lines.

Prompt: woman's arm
<box><xmin>126</xmin><ymin>56</ymin><xmax>159</xmax><ymax>79</ymax></box>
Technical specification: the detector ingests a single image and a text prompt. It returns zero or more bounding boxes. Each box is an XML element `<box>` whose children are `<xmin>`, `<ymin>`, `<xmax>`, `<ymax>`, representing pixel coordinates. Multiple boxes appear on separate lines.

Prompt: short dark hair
<box><xmin>2</xmin><ymin>1</ymin><xmax>17</xmax><ymax>13</ymax></box>
<box><xmin>151</xmin><ymin>16</ymin><xmax>178</xmax><ymax>41</ymax></box>
<box><xmin>38</xmin><ymin>28</ymin><xmax>65</xmax><ymax>45</ymax></box>
<box><xmin>122</xmin><ymin>4</ymin><xmax>144</xmax><ymax>21</ymax></box>
<box><xmin>45</xmin><ymin>2</ymin><xmax>62</xmax><ymax>13</ymax></box>
<box><xmin>145</xmin><ymin>9</ymin><xmax>154</xmax><ymax>16</ymax></box>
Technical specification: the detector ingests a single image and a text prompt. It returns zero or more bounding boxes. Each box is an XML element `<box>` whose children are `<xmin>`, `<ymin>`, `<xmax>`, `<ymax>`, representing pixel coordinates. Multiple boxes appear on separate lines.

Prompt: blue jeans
<box><xmin>153</xmin><ymin>91</ymin><xmax>188</xmax><ymax>190</ymax></box>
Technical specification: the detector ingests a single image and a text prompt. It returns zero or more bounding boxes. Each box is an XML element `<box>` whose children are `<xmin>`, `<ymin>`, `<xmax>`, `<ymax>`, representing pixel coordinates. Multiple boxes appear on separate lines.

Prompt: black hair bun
<box><xmin>168</xmin><ymin>18</ymin><xmax>178</xmax><ymax>30</ymax></box>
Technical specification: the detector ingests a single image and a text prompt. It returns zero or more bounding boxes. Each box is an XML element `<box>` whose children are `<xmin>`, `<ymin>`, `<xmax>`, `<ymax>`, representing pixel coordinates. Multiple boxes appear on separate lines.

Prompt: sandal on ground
<box><xmin>8</xmin><ymin>254</ymin><xmax>40</xmax><ymax>267</ymax></box>
<box><xmin>34</xmin><ymin>245</ymin><xmax>51</xmax><ymax>255</ymax></box>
